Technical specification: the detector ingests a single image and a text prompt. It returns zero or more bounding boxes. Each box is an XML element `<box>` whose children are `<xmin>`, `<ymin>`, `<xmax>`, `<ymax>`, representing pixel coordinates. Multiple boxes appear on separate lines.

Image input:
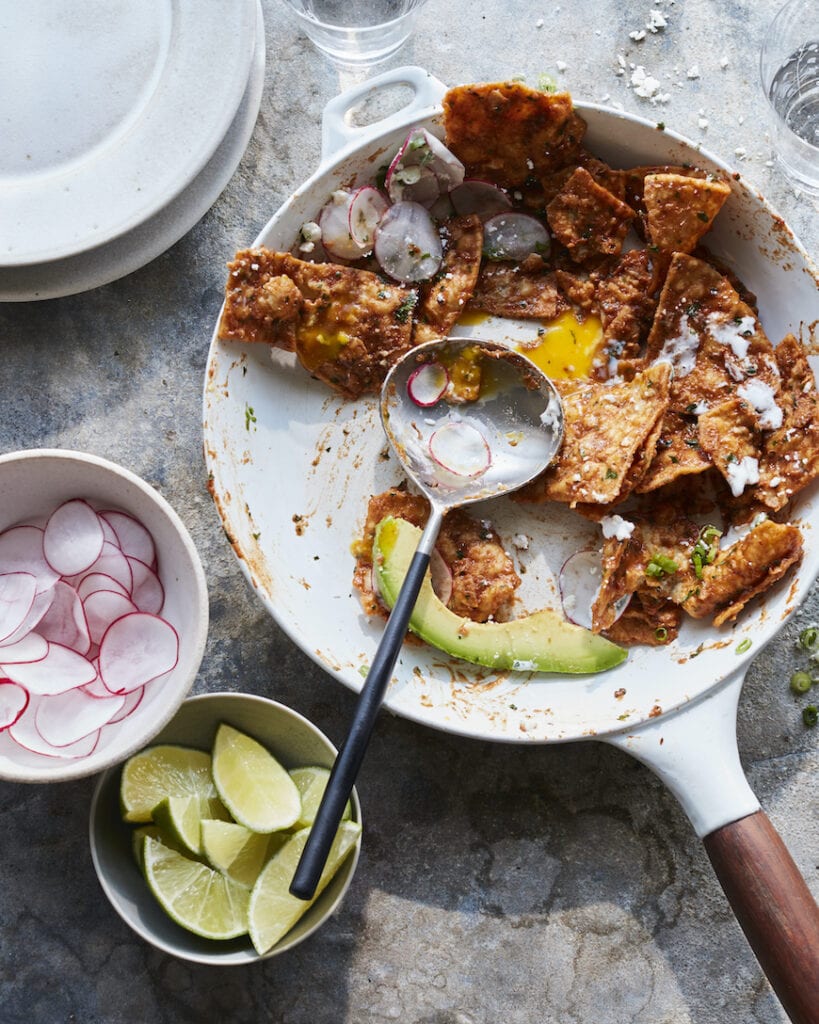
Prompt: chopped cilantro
<box><xmin>244</xmin><ymin>404</ymin><xmax>257</xmax><ymax>430</ymax></box>
<box><xmin>394</xmin><ymin>292</ymin><xmax>418</xmax><ymax>324</ymax></box>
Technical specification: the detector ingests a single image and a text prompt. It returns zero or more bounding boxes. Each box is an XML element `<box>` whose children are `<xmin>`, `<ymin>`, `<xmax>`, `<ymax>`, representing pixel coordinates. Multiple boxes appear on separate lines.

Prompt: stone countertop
<box><xmin>0</xmin><ymin>2</ymin><xmax>817</xmax><ymax>1022</ymax></box>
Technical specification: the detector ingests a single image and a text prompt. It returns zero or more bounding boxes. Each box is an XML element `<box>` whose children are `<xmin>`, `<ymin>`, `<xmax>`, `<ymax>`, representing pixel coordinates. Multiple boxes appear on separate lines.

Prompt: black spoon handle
<box><xmin>289</xmin><ymin>534</ymin><xmax>436</xmax><ymax>901</ymax></box>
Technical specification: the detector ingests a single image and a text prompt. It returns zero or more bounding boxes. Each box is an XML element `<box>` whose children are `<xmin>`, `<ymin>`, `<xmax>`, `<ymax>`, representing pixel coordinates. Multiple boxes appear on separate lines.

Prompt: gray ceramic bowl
<box><xmin>0</xmin><ymin>449</ymin><xmax>208</xmax><ymax>782</ymax></box>
<box><xmin>89</xmin><ymin>691</ymin><xmax>363</xmax><ymax>965</ymax></box>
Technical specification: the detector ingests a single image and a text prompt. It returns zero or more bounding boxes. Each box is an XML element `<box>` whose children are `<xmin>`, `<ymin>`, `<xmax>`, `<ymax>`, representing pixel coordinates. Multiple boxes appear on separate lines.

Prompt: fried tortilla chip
<box><xmin>682</xmin><ymin>519</ymin><xmax>803</xmax><ymax>626</ymax></box>
<box><xmin>596</xmin><ymin>250</ymin><xmax>661</xmax><ymax>363</ymax></box>
<box><xmin>622</xmin><ymin>164</ymin><xmax>711</xmax><ymax>221</ymax></box>
<box><xmin>637</xmin><ymin>411</ymin><xmax>712</xmax><ymax>492</ymax></box>
<box><xmin>442</xmin><ymin>82</ymin><xmax>586</xmax><ymax>186</ymax></box>
<box><xmin>697</xmin><ymin>397</ymin><xmax>762</xmax><ymax>496</ymax></box>
<box><xmin>352</xmin><ymin>488</ymin><xmax>520</xmax><ymax>622</ymax></box>
<box><xmin>220</xmin><ymin>249</ymin><xmax>306</xmax><ymax>350</ymax></box>
<box><xmin>644</xmin><ymin>253</ymin><xmax>780</xmax><ymax>414</ymax></box>
<box><xmin>736</xmin><ymin>333</ymin><xmax>819</xmax><ymax>515</ymax></box>
<box><xmin>468</xmin><ymin>255</ymin><xmax>568</xmax><ymax>319</ymax></box>
<box><xmin>516</xmin><ymin>362</ymin><xmax>671</xmax><ymax>507</ymax></box>
<box><xmin>546</xmin><ymin>167</ymin><xmax>636</xmax><ymax>264</ymax></box>
<box><xmin>414</xmin><ymin>215</ymin><xmax>483</xmax><ymax>344</ymax></box>
<box><xmin>643</xmin><ymin>173</ymin><xmax>731</xmax><ymax>253</ymax></box>
<box><xmin>219</xmin><ymin>250</ymin><xmax>417</xmax><ymax>399</ymax></box>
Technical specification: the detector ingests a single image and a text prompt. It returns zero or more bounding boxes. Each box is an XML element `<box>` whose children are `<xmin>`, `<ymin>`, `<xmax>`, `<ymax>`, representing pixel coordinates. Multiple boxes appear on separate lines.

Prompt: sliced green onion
<box><xmin>798</xmin><ymin>625</ymin><xmax>819</xmax><ymax>652</ymax></box>
<box><xmin>735</xmin><ymin>638</ymin><xmax>752</xmax><ymax>654</ymax></box>
<box><xmin>654</xmin><ymin>626</ymin><xmax>668</xmax><ymax>642</ymax></box>
<box><xmin>789</xmin><ymin>671</ymin><xmax>813</xmax><ymax>695</ymax></box>
<box><xmin>802</xmin><ymin>705</ymin><xmax>818</xmax><ymax>728</ymax></box>
<box><xmin>646</xmin><ymin>553</ymin><xmax>679</xmax><ymax>578</ymax></box>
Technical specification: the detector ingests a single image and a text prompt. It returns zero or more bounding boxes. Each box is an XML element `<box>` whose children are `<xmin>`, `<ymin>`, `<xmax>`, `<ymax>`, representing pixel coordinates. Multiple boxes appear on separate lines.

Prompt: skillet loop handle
<box><xmin>321</xmin><ymin>65</ymin><xmax>448</xmax><ymax>163</ymax></box>
<box><xmin>704</xmin><ymin>811</ymin><xmax>819</xmax><ymax>1024</ymax></box>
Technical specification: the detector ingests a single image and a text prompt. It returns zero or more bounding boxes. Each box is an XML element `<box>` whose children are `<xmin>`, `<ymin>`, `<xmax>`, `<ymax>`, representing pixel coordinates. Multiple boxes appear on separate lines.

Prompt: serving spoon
<box><xmin>290</xmin><ymin>337</ymin><xmax>564</xmax><ymax>899</ymax></box>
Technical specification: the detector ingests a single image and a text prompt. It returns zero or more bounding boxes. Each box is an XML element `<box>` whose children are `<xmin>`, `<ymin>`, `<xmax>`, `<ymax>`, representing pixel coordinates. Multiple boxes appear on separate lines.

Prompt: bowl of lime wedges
<box><xmin>89</xmin><ymin>691</ymin><xmax>362</xmax><ymax>965</ymax></box>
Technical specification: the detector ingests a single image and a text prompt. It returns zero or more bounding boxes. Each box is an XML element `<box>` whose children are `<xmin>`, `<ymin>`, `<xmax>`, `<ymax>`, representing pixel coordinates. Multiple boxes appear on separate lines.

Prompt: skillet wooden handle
<box><xmin>703</xmin><ymin>810</ymin><xmax>819</xmax><ymax>1024</ymax></box>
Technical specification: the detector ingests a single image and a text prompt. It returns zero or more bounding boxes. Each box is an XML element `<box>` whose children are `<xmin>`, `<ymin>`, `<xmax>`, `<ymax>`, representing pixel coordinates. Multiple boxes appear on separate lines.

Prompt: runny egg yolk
<box><xmin>517</xmin><ymin>311</ymin><xmax>603</xmax><ymax>379</ymax></box>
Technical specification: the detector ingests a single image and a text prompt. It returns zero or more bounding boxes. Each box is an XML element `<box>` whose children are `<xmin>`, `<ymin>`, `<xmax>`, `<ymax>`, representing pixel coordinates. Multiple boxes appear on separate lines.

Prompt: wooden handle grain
<box><xmin>703</xmin><ymin>810</ymin><xmax>819</xmax><ymax>1024</ymax></box>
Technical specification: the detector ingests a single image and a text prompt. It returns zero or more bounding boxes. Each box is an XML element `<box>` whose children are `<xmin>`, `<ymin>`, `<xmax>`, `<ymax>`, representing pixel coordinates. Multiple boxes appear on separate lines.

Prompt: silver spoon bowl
<box><xmin>290</xmin><ymin>337</ymin><xmax>564</xmax><ymax>900</ymax></box>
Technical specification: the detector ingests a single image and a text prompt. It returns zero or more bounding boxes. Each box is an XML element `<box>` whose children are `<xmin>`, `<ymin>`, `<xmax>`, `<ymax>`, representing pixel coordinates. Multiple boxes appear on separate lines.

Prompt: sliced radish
<box><xmin>36</xmin><ymin>580</ymin><xmax>91</xmax><ymax>655</ymax></box>
<box><xmin>0</xmin><ymin>588</ymin><xmax>54</xmax><ymax>648</ymax></box>
<box><xmin>34</xmin><ymin>688</ymin><xmax>125</xmax><ymax>747</ymax></box>
<box><xmin>318</xmin><ymin>191</ymin><xmax>368</xmax><ymax>261</ymax></box>
<box><xmin>0</xmin><ymin>632</ymin><xmax>48</xmax><ymax>664</ymax></box>
<box><xmin>82</xmin><ymin>674</ymin><xmax>111</xmax><ymax>699</ymax></box>
<box><xmin>42</xmin><ymin>499</ymin><xmax>104</xmax><ymax>576</ymax></box>
<box><xmin>9</xmin><ymin>699</ymin><xmax>100</xmax><ymax>759</ymax></box>
<box><xmin>0</xmin><ymin>680</ymin><xmax>28</xmax><ymax>731</ymax></box>
<box><xmin>97</xmin><ymin>515</ymin><xmax>120</xmax><ymax>546</ymax></box>
<box><xmin>559</xmin><ymin>548</ymin><xmax>630</xmax><ymax>630</ymax></box>
<box><xmin>386</xmin><ymin>127</ymin><xmax>465</xmax><ymax>207</ymax></box>
<box><xmin>450</xmin><ymin>180</ymin><xmax>514</xmax><ymax>221</ymax></box>
<box><xmin>66</xmin><ymin>541</ymin><xmax>133</xmax><ymax>594</ymax></box>
<box><xmin>428</xmin><ymin>422</ymin><xmax>492</xmax><ymax>478</ymax></box>
<box><xmin>0</xmin><ymin>572</ymin><xmax>37</xmax><ymax>643</ymax></box>
<box><xmin>98</xmin><ymin>613</ymin><xmax>179</xmax><ymax>694</ymax></box>
<box><xmin>127</xmin><ymin>557</ymin><xmax>165</xmax><ymax>615</ymax></box>
<box><xmin>429</xmin><ymin>549</ymin><xmax>453</xmax><ymax>605</ymax></box>
<box><xmin>347</xmin><ymin>186</ymin><xmax>389</xmax><ymax>251</ymax></box>
<box><xmin>98</xmin><ymin>510</ymin><xmax>156</xmax><ymax>566</ymax></box>
<box><xmin>107</xmin><ymin>684</ymin><xmax>144</xmax><ymax>723</ymax></box>
<box><xmin>76</xmin><ymin>572</ymin><xmax>130</xmax><ymax>602</ymax></box>
<box><xmin>83</xmin><ymin>590</ymin><xmax>138</xmax><ymax>646</ymax></box>
<box><xmin>0</xmin><ymin>526</ymin><xmax>60</xmax><ymax>594</ymax></box>
<box><xmin>407</xmin><ymin>362</ymin><xmax>449</xmax><ymax>407</ymax></box>
<box><xmin>1</xmin><ymin>641</ymin><xmax>98</xmax><ymax>694</ymax></box>
<box><xmin>374</xmin><ymin>201</ymin><xmax>443</xmax><ymax>283</ymax></box>
<box><xmin>482</xmin><ymin>212</ymin><xmax>551</xmax><ymax>262</ymax></box>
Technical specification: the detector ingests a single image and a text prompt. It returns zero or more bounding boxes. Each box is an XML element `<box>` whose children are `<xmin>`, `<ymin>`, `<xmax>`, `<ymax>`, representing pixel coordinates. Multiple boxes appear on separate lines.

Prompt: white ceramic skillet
<box><xmin>203</xmin><ymin>67</ymin><xmax>819</xmax><ymax>1020</ymax></box>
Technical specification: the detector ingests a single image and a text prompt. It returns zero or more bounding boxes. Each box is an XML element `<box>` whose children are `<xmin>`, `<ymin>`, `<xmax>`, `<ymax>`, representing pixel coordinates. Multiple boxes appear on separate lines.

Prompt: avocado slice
<box><xmin>373</xmin><ymin>516</ymin><xmax>626</xmax><ymax>675</ymax></box>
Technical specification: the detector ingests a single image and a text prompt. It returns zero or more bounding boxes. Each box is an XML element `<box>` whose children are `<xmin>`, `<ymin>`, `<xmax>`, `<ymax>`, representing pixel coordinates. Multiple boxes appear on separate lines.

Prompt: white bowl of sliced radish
<box><xmin>0</xmin><ymin>449</ymin><xmax>208</xmax><ymax>782</ymax></box>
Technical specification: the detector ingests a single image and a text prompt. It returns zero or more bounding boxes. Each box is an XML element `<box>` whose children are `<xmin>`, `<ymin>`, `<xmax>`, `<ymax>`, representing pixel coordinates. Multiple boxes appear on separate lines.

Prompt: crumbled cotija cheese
<box><xmin>738</xmin><ymin>379</ymin><xmax>783</xmax><ymax>429</ymax></box>
<box><xmin>656</xmin><ymin>314</ymin><xmax>700</xmax><ymax>377</ymax></box>
<box><xmin>600</xmin><ymin>514</ymin><xmax>635</xmax><ymax>540</ymax></box>
<box><xmin>726</xmin><ymin>455</ymin><xmax>760</xmax><ymax>496</ymax></box>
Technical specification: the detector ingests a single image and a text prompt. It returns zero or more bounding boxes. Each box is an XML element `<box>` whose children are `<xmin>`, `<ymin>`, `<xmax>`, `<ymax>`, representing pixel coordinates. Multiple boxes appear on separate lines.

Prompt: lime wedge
<box><xmin>248</xmin><ymin>821</ymin><xmax>361</xmax><ymax>955</ymax></box>
<box><xmin>152</xmin><ymin>794</ymin><xmax>230</xmax><ymax>856</ymax></box>
<box><xmin>201</xmin><ymin>819</ymin><xmax>272</xmax><ymax>889</ymax></box>
<box><xmin>143</xmin><ymin>835</ymin><xmax>250</xmax><ymax>940</ymax></box>
<box><xmin>131</xmin><ymin>825</ymin><xmax>162</xmax><ymax>869</ymax></box>
<box><xmin>120</xmin><ymin>745</ymin><xmax>217</xmax><ymax>824</ymax></box>
<box><xmin>211</xmin><ymin>723</ymin><xmax>301</xmax><ymax>833</ymax></box>
<box><xmin>289</xmin><ymin>766</ymin><xmax>352</xmax><ymax>829</ymax></box>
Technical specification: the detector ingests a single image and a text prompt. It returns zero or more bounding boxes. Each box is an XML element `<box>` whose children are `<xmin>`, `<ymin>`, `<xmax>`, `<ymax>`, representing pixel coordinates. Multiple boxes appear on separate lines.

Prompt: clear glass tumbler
<box><xmin>282</xmin><ymin>0</ymin><xmax>430</xmax><ymax>68</ymax></box>
<box><xmin>760</xmin><ymin>0</ymin><xmax>819</xmax><ymax>193</ymax></box>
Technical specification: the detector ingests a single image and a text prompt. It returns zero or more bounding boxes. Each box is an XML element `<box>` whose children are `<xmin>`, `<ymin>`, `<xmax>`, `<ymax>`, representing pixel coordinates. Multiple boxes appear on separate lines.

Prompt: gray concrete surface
<box><xmin>1</xmin><ymin>2</ymin><xmax>817</xmax><ymax>1022</ymax></box>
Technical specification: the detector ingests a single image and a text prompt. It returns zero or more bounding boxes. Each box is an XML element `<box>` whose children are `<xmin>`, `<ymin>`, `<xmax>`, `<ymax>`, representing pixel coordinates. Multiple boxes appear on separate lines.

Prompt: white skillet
<box><xmin>203</xmin><ymin>67</ymin><xmax>819</xmax><ymax>1020</ymax></box>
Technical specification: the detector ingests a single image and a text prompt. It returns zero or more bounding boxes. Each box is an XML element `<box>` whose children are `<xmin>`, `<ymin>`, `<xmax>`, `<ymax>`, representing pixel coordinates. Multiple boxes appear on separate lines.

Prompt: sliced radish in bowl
<box><xmin>0</xmin><ymin>572</ymin><xmax>37</xmax><ymax>643</ymax></box>
<box><xmin>1</xmin><ymin>642</ymin><xmax>98</xmax><ymax>695</ymax></box>
<box><xmin>483</xmin><ymin>212</ymin><xmax>551</xmax><ymax>262</ymax></box>
<box><xmin>407</xmin><ymin>362</ymin><xmax>449</xmax><ymax>406</ymax></box>
<box><xmin>34</xmin><ymin>687</ymin><xmax>125</xmax><ymax>747</ymax></box>
<box><xmin>0</xmin><ymin>680</ymin><xmax>28</xmax><ymax>731</ymax></box>
<box><xmin>98</xmin><ymin>612</ymin><xmax>179</xmax><ymax>694</ymax></box>
<box><xmin>374</xmin><ymin>201</ymin><xmax>443</xmax><ymax>283</ymax></box>
<box><xmin>36</xmin><ymin>580</ymin><xmax>91</xmax><ymax>654</ymax></box>
<box><xmin>348</xmin><ymin>186</ymin><xmax>389</xmax><ymax>252</ymax></box>
<box><xmin>0</xmin><ymin>526</ymin><xmax>60</xmax><ymax>594</ymax></box>
<box><xmin>42</xmin><ymin>499</ymin><xmax>105</xmax><ymax>576</ymax></box>
<box><xmin>428</xmin><ymin>422</ymin><xmax>492</xmax><ymax>478</ymax></box>
<box><xmin>450</xmin><ymin>180</ymin><xmax>513</xmax><ymax>221</ymax></box>
<box><xmin>99</xmin><ymin>510</ymin><xmax>156</xmax><ymax>567</ymax></box>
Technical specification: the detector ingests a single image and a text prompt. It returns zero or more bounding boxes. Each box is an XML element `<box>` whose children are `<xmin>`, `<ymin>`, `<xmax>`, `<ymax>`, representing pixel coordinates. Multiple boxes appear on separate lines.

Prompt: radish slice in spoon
<box><xmin>0</xmin><ymin>572</ymin><xmax>37</xmax><ymax>643</ymax></box>
<box><xmin>0</xmin><ymin>680</ymin><xmax>28</xmax><ymax>731</ymax></box>
<box><xmin>428</xmin><ymin>422</ymin><xmax>492</xmax><ymax>478</ymax></box>
<box><xmin>98</xmin><ymin>612</ymin><xmax>179</xmax><ymax>694</ymax></box>
<box><xmin>429</xmin><ymin>549</ymin><xmax>453</xmax><ymax>605</ymax></box>
<box><xmin>483</xmin><ymin>212</ymin><xmax>551</xmax><ymax>262</ymax></box>
<box><xmin>559</xmin><ymin>548</ymin><xmax>630</xmax><ymax>630</ymax></box>
<box><xmin>407</xmin><ymin>363</ymin><xmax>449</xmax><ymax>406</ymax></box>
<box><xmin>348</xmin><ymin>186</ymin><xmax>389</xmax><ymax>251</ymax></box>
<box><xmin>450</xmin><ymin>180</ymin><xmax>513</xmax><ymax>221</ymax></box>
<box><xmin>374</xmin><ymin>201</ymin><xmax>443</xmax><ymax>283</ymax></box>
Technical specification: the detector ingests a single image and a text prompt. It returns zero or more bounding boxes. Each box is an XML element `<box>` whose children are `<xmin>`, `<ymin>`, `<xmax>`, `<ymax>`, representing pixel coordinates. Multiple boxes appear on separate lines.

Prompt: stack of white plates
<box><xmin>0</xmin><ymin>0</ymin><xmax>264</xmax><ymax>301</ymax></box>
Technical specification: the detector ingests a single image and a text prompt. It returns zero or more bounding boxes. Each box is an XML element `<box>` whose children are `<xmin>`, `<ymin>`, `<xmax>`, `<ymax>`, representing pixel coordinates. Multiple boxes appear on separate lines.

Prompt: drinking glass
<box><xmin>760</xmin><ymin>0</ymin><xmax>819</xmax><ymax>193</ymax></box>
<box><xmin>282</xmin><ymin>0</ymin><xmax>430</xmax><ymax>68</ymax></box>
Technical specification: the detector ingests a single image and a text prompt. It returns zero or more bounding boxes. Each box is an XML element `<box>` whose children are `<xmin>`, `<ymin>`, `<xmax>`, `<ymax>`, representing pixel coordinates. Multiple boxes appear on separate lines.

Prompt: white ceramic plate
<box><xmin>0</xmin><ymin>1</ymin><xmax>265</xmax><ymax>302</ymax></box>
<box><xmin>0</xmin><ymin>0</ymin><xmax>257</xmax><ymax>266</ymax></box>
<box><xmin>203</xmin><ymin>73</ymin><xmax>819</xmax><ymax>745</ymax></box>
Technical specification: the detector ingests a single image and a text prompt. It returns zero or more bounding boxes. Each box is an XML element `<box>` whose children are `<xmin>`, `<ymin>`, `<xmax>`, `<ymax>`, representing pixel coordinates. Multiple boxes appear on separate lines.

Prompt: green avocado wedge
<box><xmin>373</xmin><ymin>516</ymin><xmax>627</xmax><ymax>675</ymax></box>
